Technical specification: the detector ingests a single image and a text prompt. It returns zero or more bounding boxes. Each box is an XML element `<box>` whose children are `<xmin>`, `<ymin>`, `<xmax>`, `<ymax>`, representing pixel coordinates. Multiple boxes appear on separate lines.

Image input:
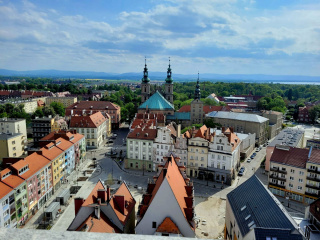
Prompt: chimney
<box><xmin>98</xmin><ymin>189</ymin><xmax>107</xmax><ymax>203</ymax></box>
<box><xmin>74</xmin><ymin>198</ymin><xmax>85</xmax><ymax>215</ymax></box>
<box><xmin>163</xmin><ymin>168</ymin><xmax>167</xmax><ymax>177</ymax></box>
<box><xmin>114</xmin><ymin>195</ymin><xmax>125</xmax><ymax>214</ymax></box>
<box><xmin>222</xmin><ymin>127</ymin><xmax>225</xmax><ymax>132</ymax></box>
<box><xmin>97</xmin><ymin>198</ymin><xmax>101</xmax><ymax>205</ymax></box>
<box><xmin>95</xmin><ymin>205</ymin><xmax>100</xmax><ymax>219</ymax></box>
<box><xmin>177</xmin><ymin>124</ymin><xmax>181</xmax><ymax>138</ymax></box>
<box><xmin>107</xmin><ymin>185</ymin><xmax>111</xmax><ymax>202</ymax></box>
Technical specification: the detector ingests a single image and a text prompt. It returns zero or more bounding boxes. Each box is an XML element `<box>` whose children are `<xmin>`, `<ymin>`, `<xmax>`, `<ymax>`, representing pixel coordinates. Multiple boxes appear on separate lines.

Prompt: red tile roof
<box><xmin>270</xmin><ymin>146</ymin><xmax>309</xmax><ymax>168</ymax></box>
<box><xmin>40</xmin><ymin>143</ymin><xmax>64</xmax><ymax>161</ymax></box>
<box><xmin>0</xmin><ymin>181</ymin><xmax>13</xmax><ymax>199</ymax></box>
<box><xmin>70</xmin><ymin>112</ymin><xmax>106</xmax><ymax>128</ymax></box>
<box><xmin>308</xmin><ymin>148</ymin><xmax>320</xmax><ymax>164</ymax></box>
<box><xmin>0</xmin><ymin>168</ymin><xmax>25</xmax><ymax>188</ymax></box>
<box><xmin>127</xmin><ymin>127</ymin><xmax>157</xmax><ymax>140</ymax></box>
<box><xmin>19</xmin><ymin>153</ymin><xmax>51</xmax><ymax>179</ymax></box>
<box><xmin>66</xmin><ymin>101</ymin><xmax>119</xmax><ymax>111</ymax></box>
<box><xmin>156</xmin><ymin>217</ymin><xmax>180</xmax><ymax>234</ymax></box>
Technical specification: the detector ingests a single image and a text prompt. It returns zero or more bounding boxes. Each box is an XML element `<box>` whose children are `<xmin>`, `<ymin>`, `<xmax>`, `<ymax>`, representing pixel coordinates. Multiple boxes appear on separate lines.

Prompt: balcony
<box><xmin>270</xmin><ymin>167</ymin><xmax>287</xmax><ymax>174</ymax></box>
<box><xmin>306</xmin><ymin>175</ymin><xmax>320</xmax><ymax>182</ymax></box>
<box><xmin>306</xmin><ymin>183</ymin><xmax>320</xmax><ymax>190</ymax></box>
<box><xmin>269</xmin><ymin>181</ymin><xmax>285</xmax><ymax>189</ymax></box>
<box><xmin>305</xmin><ymin>191</ymin><xmax>320</xmax><ymax>198</ymax></box>
<box><xmin>16</xmin><ymin>202</ymin><xmax>22</xmax><ymax>209</ymax></box>
<box><xmin>10</xmin><ymin>207</ymin><xmax>16</xmax><ymax>215</ymax></box>
<box><xmin>307</xmin><ymin>168</ymin><xmax>320</xmax><ymax>174</ymax></box>
<box><xmin>269</xmin><ymin>174</ymin><xmax>286</xmax><ymax>181</ymax></box>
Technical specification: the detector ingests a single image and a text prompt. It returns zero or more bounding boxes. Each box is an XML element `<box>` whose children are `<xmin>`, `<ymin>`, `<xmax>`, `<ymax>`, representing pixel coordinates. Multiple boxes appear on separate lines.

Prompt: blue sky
<box><xmin>0</xmin><ymin>0</ymin><xmax>319</xmax><ymax>76</ymax></box>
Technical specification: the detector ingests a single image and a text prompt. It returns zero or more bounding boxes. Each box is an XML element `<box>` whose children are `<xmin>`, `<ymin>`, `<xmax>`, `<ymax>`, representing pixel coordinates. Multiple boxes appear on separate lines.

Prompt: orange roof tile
<box><xmin>19</xmin><ymin>153</ymin><xmax>51</xmax><ymax>179</ymax></box>
<box><xmin>156</xmin><ymin>217</ymin><xmax>180</xmax><ymax>234</ymax></box>
<box><xmin>55</xmin><ymin>137</ymin><xmax>73</xmax><ymax>151</ymax></box>
<box><xmin>76</xmin><ymin>212</ymin><xmax>121</xmax><ymax>233</ymax></box>
<box><xmin>127</xmin><ymin>127</ymin><xmax>157</xmax><ymax>140</ymax></box>
<box><xmin>82</xmin><ymin>180</ymin><xmax>105</xmax><ymax>206</ymax></box>
<box><xmin>40</xmin><ymin>144</ymin><xmax>64</xmax><ymax>161</ymax></box>
<box><xmin>0</xmin><ymin>169</ymin><xmax>25</xmax><ymax>188</ymax></box>
<box><xmin>0</xmin><ymin>181</ymin><xmax>13</xmax><ymax>199</ymax></box>
<box><xmin>70</xmin><ymin>112</ymin><xmax>106</xmax><ymax>128</ymax></box>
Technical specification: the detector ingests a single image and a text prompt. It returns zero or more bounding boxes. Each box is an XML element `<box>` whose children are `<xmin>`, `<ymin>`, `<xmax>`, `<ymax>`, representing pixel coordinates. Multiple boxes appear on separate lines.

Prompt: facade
<box><xmin>262</xmin><ymin>110</ymin><xmax>283</xmax><ymax>139</ymax></box>
<box><xmin>300</xmin><ymin>198</ymin><xmax>320</xmax><ymax>240</ymax></box>
<box><xmin>225</xmin><ymin>175</ymin><xmax>303</xmax><ymax>240</ymax></box>
<box><xmin>0</xmin><ymin>133</ymin><xmax>27</xmax><ymax>162</ymax></box>
<box><xmin>190</xmin><ymin>75</ymin><xmax>203</xmax><ymax>125</ymax></box>
<box><xmin>32</xmin><ymin>116</ymin><xmax>54</xmax><ymax>147</ymax></box>
<box><xmin>153</xmin><ymin>125</ymin><xmax>175</xmax><ymax>171</ymax></box>
<box><xmin>307</xmin><ymin>139</ymin><xmax>320</xmax><ymax>149</ymax></box>
<box><xmin>207</xmin><ymin>128</ymin><xmax>241</xmax><ymax>185</ymax></box>
<box><xmin>299</xmin><ymin>106</ymin><xmax>312</xmax><ymax>123</ymax></box>
<box><xmin>66</xmin><ymin>101</ymin><xmax>120</xmax><ymax>129</ymax></box>
<box><xmin>0</xmin><ymin>169</ymin><xmax>28</xmax><ymax>227</ymax></box>
<box><xmin>136</xmin><ymin>155</ymin><xmax>195</xmax><ymax>237</ymax></box>
<box><xmin>51</xmin><ymin>117</ymin><xmax>68</xmax><ymax>132</ymax></box>
<box><xmin>174</xmin><ymin>133</ymin><xmax>188</xmax><ymax>167</ymax></box>
<box><xmin>125</xmin><ymin>127</ymin><xmax>157</xmax><ymax>172</ymax></box>
<box><xmin>0</xmin><ymin>118</ymin><xmax>27</xmax><ymax>139</ymax></box>
<box><xmin>206</xmin><ymin>111</ymin><xmax>269</xmax><ymax>146</ymax></box>
<box><xmin>268</xmin><ymin>146</ymin><xmax>320</xmax><ymax>204</ymax></box>
<box><xmin>46</xmin><ymin>96</ymin><xmax>77</xmax><ymax>108</ymax></box>
<box><xmin>0</xmin><ymin>182</ymin><xmax>14</xmax><ymax>228</ymax></box>
<box><xmin>69</xmin><ymin>112</ymin><xmax>107</xmax><ymax>149</ymax></box>
<box><xmin>265</xmin><ymin>128</ymin><xmax>304</xmax><ymax>172</ymax></box>
<box><xmin>68</xmin><ymin>180</ymin><xmax>136</xmax><ymax>234</ymax></box>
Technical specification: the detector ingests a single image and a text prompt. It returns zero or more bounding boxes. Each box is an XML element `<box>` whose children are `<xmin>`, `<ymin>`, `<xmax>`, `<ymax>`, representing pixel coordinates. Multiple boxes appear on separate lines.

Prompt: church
<box><xmin>137</xmin><ymin>59</ymin><xmax>204</xmax><ymax>127</ymax></box>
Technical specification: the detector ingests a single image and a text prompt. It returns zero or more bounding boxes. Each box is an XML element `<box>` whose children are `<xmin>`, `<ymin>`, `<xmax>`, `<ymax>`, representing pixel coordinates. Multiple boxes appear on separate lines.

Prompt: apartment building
<box><xmin>68</xmin><ymin>180</ymin><xmax>136</xmax><ymax>234</ymax></box>
<box><xmin>153</xmin><ymin>125</ymin><xmax>175</xmax><ymax>171</ymax></box>
<box><xmin>307</xmin><ymin>139</ymin><xmax>320</xmax><ymax>149</ymax></box>
<box><xmin>262</xmin><ymin>110</ymin><xmax>283</xmax><ymax>139</ymax></box>
<box><xmin>300</xmin><ymin>198</ymin><xmax>320</xmax><ymax>239</ymax></box>
<box><xmin>136</xmin><ymin>155</ymin><xmax>195</xmax><ymax>237</ymax></box>
<box><xmin>265</xmin><ymin>128</ymin><xmax>304</xmax><ymax>172</ymax></box>
<box><xmin>69</xmin><ymin>112</ymin><xmax>107</xmax><ymax>149</ymax></box>
<box><xmin>66</xmin><ymin>101</ymin><xmax>120</xmax><ymax>129</ymax></box>
<box><xmin>51</xmin><ymin>117</ymin><xmax>68</xmax><ymax>132</ymax></box>
<box><xmin>225</xmin><ymin>175</ymin><xmax>303</xmax><ymax>240</ymax></box>
<box><xmin>32</xmin><ymin>116</ymin><xmax>54</xmax><ymax>147</ymax></box>
<box><xmin>207</xmin><ymin>128</ymin><xmax>241</xmax><ymax>185</ymax></box>
<box><xmin>0</xmin><ymin>133</ymin><xmax>27</xmax><ymax>162</ymax></box>
<box><xmin>206</xmin><ymin>111</ymin><xmax>269</xmax><ymax>146</ymax></box>
<box><xmin>187</xmin><ymin>125</ymin><xmax>210</xmax><ymax>178</ymax></box>
<box><xmin>0</xmin><ymin>118</ymin><xmax>27</xmax><ymax>139</ymax></box>
<box><xmin>0</xmin><ymin>169</ymin><xmax>28</xmax><ymax>227</ymax></box>
<box><xmin>46</xmin><ymin>96</ymin><xmax>77</xmax><ymax>108</ymax></box>
<box><xmin>299</xmin><ymin>106</ymin><xmax>312</xmax><ymax>123</ymax></box>
<box><xmin>0</xmin><ymin>182</ymin><xmax>15</xmax><ymax>228</ymax></box>
<box><xmin>125</xmin><ymin>127</ymin><xmax>157</xmax><ymax>171</ymax></box>
<box><xmin>268</xmin><ymin>146</ymin><xmax>320</xmax><ymax>204</ymax></box>
<box><xmin>174</xmin><ymin>133</ymin><xmax>189</xmax><ymax>167</ymax></box>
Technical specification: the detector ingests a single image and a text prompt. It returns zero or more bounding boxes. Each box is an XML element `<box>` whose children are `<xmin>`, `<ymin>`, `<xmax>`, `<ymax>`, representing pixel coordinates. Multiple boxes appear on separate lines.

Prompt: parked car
<box><xmin>255</xmin><ymin>148</ymin><xmax>259</xmax><ymax>152</ymax></box>
<box><xmin>253</xmin><ymin>153</ymin><xmax>257</xmax><ymax>157</ymax></box>
<box><xmin>238</xmin><ymin>167</ymin><xmax>245</xmax><ymax>176</ymax></box>
<box><xmin>250</xmin><ymin>155</ymin><xmax>255</xmax><ymax>159</ymax></box>
<box><xmin>247</xmin><ymin>158</ymin><xmax>251</xmax><ymax>163</ymax></box>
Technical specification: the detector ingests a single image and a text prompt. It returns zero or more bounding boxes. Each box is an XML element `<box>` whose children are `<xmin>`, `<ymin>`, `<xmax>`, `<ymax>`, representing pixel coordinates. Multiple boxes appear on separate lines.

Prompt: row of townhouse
<box><xmin>125</xmin><ymin>122</ymin><xmax>242</xmax><ymax>185</ymax></box>
<box><xmin>268</xmin><ymin>145</ymin><xmax>320</xmax><ymax>205</ymax></box>
<box><xmin>0</xmin><ymin>131</ymin><xmax>86</xmax><ymax>228</ymax></box>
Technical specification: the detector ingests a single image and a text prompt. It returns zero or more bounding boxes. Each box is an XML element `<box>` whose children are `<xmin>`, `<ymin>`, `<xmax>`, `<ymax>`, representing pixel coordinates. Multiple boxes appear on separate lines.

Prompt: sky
<box><xmin>0</xmin><ymin>0</ymin><xmax>320</xmax><ymax>76</ymax></box>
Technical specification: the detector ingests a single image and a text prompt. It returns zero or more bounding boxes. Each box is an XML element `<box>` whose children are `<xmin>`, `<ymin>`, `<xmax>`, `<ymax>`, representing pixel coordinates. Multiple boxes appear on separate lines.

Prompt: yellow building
<box><xmin>51</xmin><ymin>117</ymin><xmax>68</xmax><ymax>132</ymax></box>
<box><xmin>46</xmin><ymin>96</ymin><xmax>77</xmax><ymax>108</ymax></box>
<box><xmin>40</xmin><ymin>142</ymin><xmax>65</xmax><ymax>192</ymax></box>
<box><xmin>0</xmin><ymin>133</ymin><xmax>27</xmax><ymax>162</ymax></box>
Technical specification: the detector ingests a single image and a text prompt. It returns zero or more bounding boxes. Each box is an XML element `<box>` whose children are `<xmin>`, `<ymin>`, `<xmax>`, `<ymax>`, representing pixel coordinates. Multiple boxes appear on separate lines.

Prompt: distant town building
<box><xmin>262</xmin><ymin>110</ymin><xmax>283</xmax><ymax>139</ymax></box>
<box><xmin>69</xmin><ymin>112</ymin><xmax>107</xmax><ymax>149</ymax></box>
<box><xmin>68</xmin><ymin>180</ymin><xmax>136</xmax><ymax>234</ymax></box>
<box><xmin>0</xmin><ymin>117</ymin><xmax>27</xmax><ymax>139</ymax></box>
<box><xmin>225</xmin><ymin>175</ymin><xmax>303</xmax><ymax>240</ymax></box>
<box><xmin>206</xmin><ymin>111</ymin><xmax>269</xmax><ymax>146</ymax></box>
<box><xmin>46</xmin><ymin>96</ymin><xmax>77</xmax><ymax>108</ymax></box>
<box><xmin>206</xmin><ymin>93</ymin><xmax>220</xmax><ymax>103</ymax></box>
<box><xmin>136</xmin><ymin>155</ymin><xmax>195</xmax><ymax>237</ymax></box>
<box><xmin>130</xmin><ymin>113</ymin><xmax>165</xmax><ymax>131</ymax></box>
<box><xmin>66</xmin><ymin>101</ymin><xmax>120</xmax><ymax>129</ymax></box>
<box><xmin>299</xmin><ymin>106</ymin><xmax>312</xmax><ymax>123</ymax></box>
<box><xmin>32</xmin><ymin>116</ymin><xmax>54</xmax><ymax>147</ymax></box>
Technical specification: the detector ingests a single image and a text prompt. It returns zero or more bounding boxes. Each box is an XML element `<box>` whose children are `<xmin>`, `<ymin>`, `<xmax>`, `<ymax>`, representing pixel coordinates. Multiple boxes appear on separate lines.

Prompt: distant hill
<box><xmin>0</xmin><ymin>69</ymin><xmax>320</xmax><ymax>83</ymax></box>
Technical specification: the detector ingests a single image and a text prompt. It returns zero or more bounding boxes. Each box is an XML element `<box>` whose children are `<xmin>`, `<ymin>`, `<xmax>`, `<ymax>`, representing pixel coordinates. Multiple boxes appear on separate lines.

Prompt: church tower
<box><xmin>190</xmin><ymin>73</ymin><xmax>204</xmax><ymax>124</ymax></box>
<box><xmin>164</xmin><ymin>58</ymin><xmax>174</xmax><ymax>104</ymax></box>
<box><xmin>141</xmin><ymin>58</ymin><xmax>151</xmax><ymax>104</ymax></box>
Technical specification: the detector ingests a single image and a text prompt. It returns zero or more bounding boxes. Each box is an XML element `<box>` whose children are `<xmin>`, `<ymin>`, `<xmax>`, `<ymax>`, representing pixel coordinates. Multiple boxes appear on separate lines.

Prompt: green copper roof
<box><xmin>138</xmin><ymin>91</ymin><xmax>174</xmax><ymax>110</ymax></box>
<box><xmin>166</xmin><ymin>112</ymin><xmax>190</xmax><ymax>120</ymax></box>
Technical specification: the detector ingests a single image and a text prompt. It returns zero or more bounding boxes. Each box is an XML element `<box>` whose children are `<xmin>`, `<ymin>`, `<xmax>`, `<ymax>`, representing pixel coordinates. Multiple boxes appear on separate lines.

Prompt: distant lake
<box><xmin>268</xmin><ymin>81</ymin><xmax>320</xmax><ymax>85</ymax></box>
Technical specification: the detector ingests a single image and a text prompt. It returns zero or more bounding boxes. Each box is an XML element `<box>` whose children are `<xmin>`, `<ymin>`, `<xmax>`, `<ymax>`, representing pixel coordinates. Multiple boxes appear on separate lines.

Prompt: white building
<box><xmin>174</xmin><ymin>134</ymin><xmax>188</xmax><ymax>167</ymax></box>
<box><xmin>0</xmin><ymin>118</ymin><xmax>27</xmax><ymax>139</ymax></box>
<box><xmin>207</xmin><ymin>128</ymin><xmax>241</xmax><ymax>185</ymax></box>
<box><xmin>69</xmin><ymin>112</ymin><xmax>107</xmax><ymax>149</ymax></box>
<box><xmin>136</xmin><ymin>155</ymin><xmax>195</xmax><ymax>237</ymax></box>
<box><xmin>153</xmin><ymin>126</ymin><xmax>175</xmax><ymax>171</ymax></box>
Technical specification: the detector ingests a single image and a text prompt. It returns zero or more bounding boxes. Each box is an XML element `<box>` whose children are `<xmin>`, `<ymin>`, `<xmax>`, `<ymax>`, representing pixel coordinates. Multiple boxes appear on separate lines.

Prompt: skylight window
<box><xmin>248</xmin><ymin>221</ymin><xmax>255</xmax><ymax>228</ymax></box>
<box><xmin>245</xmin><ymin>214</ymin><xmax>251</xmax><ymax>220</ymax></box>
<box><xmin>241</xmin><ymin>205</ymin><xmax>247</xmax><ymax>211</ymax></box>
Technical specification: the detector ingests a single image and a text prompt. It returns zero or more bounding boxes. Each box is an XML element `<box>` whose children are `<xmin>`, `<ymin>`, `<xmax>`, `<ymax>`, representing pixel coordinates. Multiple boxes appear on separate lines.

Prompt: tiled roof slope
<box><xmin>156</xmin><ymin>217</ymin><xmax>180</xmax><ymax>234</ymax></box>
<box><xmin>66</xmin><ymin>101</ymin><xmax>119</xmax><ymax>110</ymax></box>
<box><xmin>227</xmin><ymin>175</ymin><xmax>302</xmax><ymax>239</ymax></box>
<box><xmin>138</xmin><ymin>91</ymin><xmax>174</xmax><ymax>110</ymax></box>
<box><xmin>127</xmin><ymin>127</ymin><xmax>157</xmax><ymax>140</ymax></box>
<box><xmin>206</xmin><ymin>111</ymin><xmax>268</xmax><ymax>123</ymax></box>
<box><xmin>70</xmin><ymin>112</ymin><xmax>106</xmax><ymax>128</ymax></box>
<box><xmin>0</xmin><ymin>181</ymin><xmax>13</xmax><ymax>199</ymax></box>
<box><xmin>270</xmin><ymin>146</ymin><xmax>309</xmax><ymax>168</ymax></box>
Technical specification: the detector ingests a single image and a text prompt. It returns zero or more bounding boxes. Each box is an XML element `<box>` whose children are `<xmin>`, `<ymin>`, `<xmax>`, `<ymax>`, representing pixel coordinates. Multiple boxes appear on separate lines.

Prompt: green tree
<box><xmin>42</xmin><ymin>106</ymin><xmax>56</xmax><ymax>117</ymax></box>
<box><xmin>50</xmin><ymin>102</ymin><xmax>65</xmax><ymax>116</ymax></box>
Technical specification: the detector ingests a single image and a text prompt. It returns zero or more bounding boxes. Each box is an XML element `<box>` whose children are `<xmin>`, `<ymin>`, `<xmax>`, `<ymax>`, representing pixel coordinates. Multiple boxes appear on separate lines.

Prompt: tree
<box><xmin>203</xmin><ymin>118</ymin><xmax>221</xmax><ymax>128</ymax></box>
<box><xmin>50</xmin><ymin>102</ymin><xmax>65</xmax><ymax>116</ymax></box>
<box><xmin>42</xmin><ymin>106</ymin><xmax>56</xmax><ymax>117</ymax></box>
<box><xmin>287</xmin><ymin>88</ymin><xmax>293</xmax><ymax>101</ymax></box>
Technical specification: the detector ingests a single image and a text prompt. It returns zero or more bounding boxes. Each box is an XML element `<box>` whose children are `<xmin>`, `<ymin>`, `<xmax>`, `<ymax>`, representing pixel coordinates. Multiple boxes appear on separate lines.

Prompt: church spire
<box><xmin>142</xmin><ymin>57</ymin><xmax>150</xmax><ymax>83</ymax></box>
<box><xmin>194</xmin><ymin>72</ymin><xmax>201</xmax><ymax>99</ymax></box>
<box><xmin>165</xmin><ymin>57</ymin><xmax>173</xmax><ymax>83</ymax></box>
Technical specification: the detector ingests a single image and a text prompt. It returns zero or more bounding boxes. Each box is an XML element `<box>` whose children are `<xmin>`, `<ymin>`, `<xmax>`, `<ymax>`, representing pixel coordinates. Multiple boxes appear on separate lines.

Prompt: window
<box><xmin>152</xmin><ymin>222</ymin><xmax>157</xmax><ymax>228</ymax></box>
<box><xmin>157</xmin><ymin>145</ymin><xmax>159</xmax><ymax>149</ymax></box>
<box><xmin>290</xmin><ymin>176</ymin><xmax>294</xmax><ymax>180</ymax></box>
<box><xmin>289</xmin><ymin>183</ymin><xmax>293</xmax><ymax>188</ymax></box>
<box><xmin>299</xmin><ymin>179</ymin><xmax>303</xmax><ymax>183</ymax></box>
<box><xmin>290</xmin><ymin>169</ymin><xmax>295</xmax><ymax>173</ymax></box>
<box><xmin>12</xmin><ymin>141</ymin><xmax>15</xmax><ymax>145</ymax></box>
<box><xmin>298</xmin><ymin>186</ymin><xmax>302</xmax><ymax>190</ymax></box>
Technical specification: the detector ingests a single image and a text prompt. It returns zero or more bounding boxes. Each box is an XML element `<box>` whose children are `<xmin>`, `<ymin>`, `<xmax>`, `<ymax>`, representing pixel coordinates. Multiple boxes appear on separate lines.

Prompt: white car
<box><xmin>247</xmin><ymin>158</ymin><xmax>251</xmax><ymax>163</ymax></box>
